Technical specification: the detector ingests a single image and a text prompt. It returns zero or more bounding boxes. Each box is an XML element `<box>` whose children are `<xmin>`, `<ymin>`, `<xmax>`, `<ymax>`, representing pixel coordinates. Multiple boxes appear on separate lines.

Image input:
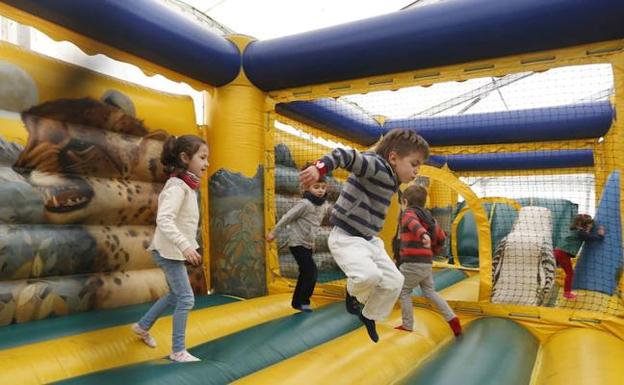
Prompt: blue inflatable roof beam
<box><xmin>573</xmin><ymin>171</ymin><xmax>622</xmax><ymax>295</ymax></box>
<box><xmin>275</xmin><ymin>99</ymin><xmax>384</xmax><ymax>146</ymax></box>
<box><xmin>428</xmin><ymin>150</ymin><xmax>594</xmax><ymax>172</ymax></box>
<box><xmin>277</xmin><ymin>100</ymin><xmax>612</xmax><ymax>148</ymax></box>
<box><xmin>243</xmin><ymin>0</ymin><xmax>624</xmax><ymax>91</ymax></box>
<box><xmin>3</xmin><ymin>0</ymin><xmax>241</xmax><ymax>87</ymax></box>
<box><xmin>386</xmin><ymin>101</ymin><xmax>614</xmax><ymax>146</ymax></box>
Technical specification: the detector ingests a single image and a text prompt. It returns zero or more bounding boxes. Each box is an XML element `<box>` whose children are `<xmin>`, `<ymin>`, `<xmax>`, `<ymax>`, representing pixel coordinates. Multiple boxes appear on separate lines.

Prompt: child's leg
<box><xmin>361</xmin><ymin>237</ymin><xmax>404</xmax><ymax>321</ymax></box>
<box><xmin>418</xmin><ymin>265</ymin><xmax>456</xmax><ymax>321</ymax></box>
<box><xmin>290</xmin><ymin>246</ymin><xmax>318</xmax><ymax>308</ymax></box>
<box><xmin>137</xmin><ymin>252</ymin><xmax>177</xmax><ymax>330</ymax></box>
<box><xmin>158</xmin><ymin>257</ymin><xmax>195</xmax><ymax>353</ymax></box>
<box><xmin>137</xmin><ymin>295</ymin><xmax>175</xmax><ymax>331</ymax></box>
<box><xmin>554</xmin><ymin>250</ymin><xmax>574</xmax><ymax>294</ymax></box>
<box><xmin>397</xmin><ymin>263</ymin><xmax>429</xmax><ymax>331</ymax></box>
<box><xmin>328</xmin><ymin>228</ymin><xmax>385</xmax><ymax>306</ymax></box>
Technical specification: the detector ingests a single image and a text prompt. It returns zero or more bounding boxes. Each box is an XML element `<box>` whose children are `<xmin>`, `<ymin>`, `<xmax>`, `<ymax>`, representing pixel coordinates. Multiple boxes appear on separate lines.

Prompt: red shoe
<box><xmin>563</xmin><ymin>292</ymin><xmax>577</xmax><ymax>300</ymax></box>
<box><xmin>448</xmin><ymin>317</ymin><xmax>462</xmax><ymax>337</ymax></box>
<box><xmin>394</xmin><ymin>325</ymin><xmax>412</xmax><ymax>332</ymax></box>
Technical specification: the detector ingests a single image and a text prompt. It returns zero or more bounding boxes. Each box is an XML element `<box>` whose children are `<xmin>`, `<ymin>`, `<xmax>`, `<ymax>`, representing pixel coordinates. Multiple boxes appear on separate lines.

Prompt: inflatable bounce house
<box><xmin>0</xmin><ymin>0</ymin><xmax>623</xmax><ymax>384</ymax></box>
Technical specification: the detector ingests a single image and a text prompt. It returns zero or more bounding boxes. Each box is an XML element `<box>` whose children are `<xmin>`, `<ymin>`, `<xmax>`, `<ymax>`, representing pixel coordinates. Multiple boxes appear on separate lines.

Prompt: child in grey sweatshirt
<box><xmin>268</xmin><ymin>173</ymin><xmax>328</xmax><ymax>311</ymax></box>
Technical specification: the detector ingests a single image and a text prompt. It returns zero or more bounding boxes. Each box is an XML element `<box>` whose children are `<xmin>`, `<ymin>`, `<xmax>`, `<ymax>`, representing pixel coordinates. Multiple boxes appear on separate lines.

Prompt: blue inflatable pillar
<box><xmin>573</xmin><ymin>171</ymin><xmax>622</xmax><ymax>295</ymax></box>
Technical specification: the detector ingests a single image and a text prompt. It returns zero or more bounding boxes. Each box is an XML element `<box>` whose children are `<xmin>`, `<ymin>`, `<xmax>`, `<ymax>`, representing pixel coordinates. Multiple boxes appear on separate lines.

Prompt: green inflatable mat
<box><xmin>317</xmin><ymin>269</ymin><xmax>346</xmax><ymax>282</ymax></box>
<box><xmin>402</xmin><ymin>317</ymin><xmax>538</xmax><ymax>385</ymax></box>
<box><xmin>412</xmin><ymin>268</ymin><xmax>468</xmax><ymax>296</ymax></box>
<box><xmin>0</xmin><ymin>295</ymin><xmax>239</xmax><ymax>351</ymax></box>
<box><xmin>58</xmin><ymin>302</ymin><xmax>361</xmax><ymax>385</ymax></box>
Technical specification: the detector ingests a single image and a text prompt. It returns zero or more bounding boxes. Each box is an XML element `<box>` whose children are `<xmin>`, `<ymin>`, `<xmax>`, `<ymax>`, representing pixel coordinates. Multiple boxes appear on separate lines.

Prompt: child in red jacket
<box><xmin>395</xmin><ymin>185</ymin><xmax>461</xmax><ymax>336</ymax></box>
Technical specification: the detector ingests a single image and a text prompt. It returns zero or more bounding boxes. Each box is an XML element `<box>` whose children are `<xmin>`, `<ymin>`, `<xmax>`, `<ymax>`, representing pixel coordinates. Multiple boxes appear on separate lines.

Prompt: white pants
<box><xmin>328</xmin><ymin>227</ymin><xmax>404</xmax><ymax>321</ymax></box>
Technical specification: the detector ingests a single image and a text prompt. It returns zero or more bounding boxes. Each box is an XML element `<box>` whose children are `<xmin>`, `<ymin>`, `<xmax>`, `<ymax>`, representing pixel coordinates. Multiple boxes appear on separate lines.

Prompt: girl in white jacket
<box><xmin>132</xmin><ymin>134</ymin><xmax>209</xmax><ymax>363</ymax></box>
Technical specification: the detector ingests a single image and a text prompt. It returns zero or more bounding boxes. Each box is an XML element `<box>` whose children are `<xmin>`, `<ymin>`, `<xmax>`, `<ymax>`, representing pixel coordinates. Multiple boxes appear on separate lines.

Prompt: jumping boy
<box><xmin>300</xmin><ymin>128</ymin><xmax>429</xmax><ymax>342</ymax></box>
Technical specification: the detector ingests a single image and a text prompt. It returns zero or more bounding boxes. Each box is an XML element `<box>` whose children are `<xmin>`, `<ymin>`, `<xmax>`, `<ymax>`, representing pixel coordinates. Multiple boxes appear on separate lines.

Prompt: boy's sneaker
<box><xmin>394</xmin><ymin>325</ymin><xmax>412</xmax><ymax>332</ymax></box>
<box><xmin>131</xmin><ymin>323</ymin><xmax>157</xmax><ymax>348</ymax></box>
<box><xmin>299</xmin><ymin>304</ymin><xmax>313</xmax><ymax>312</ymax></box>
<box><xmin>345</xmin><ymin>291</ymin><xmax>361</xmax><ymax>315</ymax></box>
<box><xmin>563</xmin><ymin>292</ymin><xmax>577</xmax><ymax>300</ymax></box>
<box><xmin>448</xmin><ymin>317</ymin><xmax>462</xmax><ymax>337</ymax></box>
<box><xmin>169</xmin><ymin>350</ymin><xmax>201</xmax><ymax>362</ymax></box>
<box><xmin>358</xmin><ymin>313</ymin><xmax>379</xmax><ymax>343</ymax></box>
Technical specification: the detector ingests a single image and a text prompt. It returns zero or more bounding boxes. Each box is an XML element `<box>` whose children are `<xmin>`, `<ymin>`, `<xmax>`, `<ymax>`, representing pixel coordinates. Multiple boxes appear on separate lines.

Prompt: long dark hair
<box><xmin>161</xmin><ymin>135</ymin><xmax>206</xmax><ymax>174</ymax></box>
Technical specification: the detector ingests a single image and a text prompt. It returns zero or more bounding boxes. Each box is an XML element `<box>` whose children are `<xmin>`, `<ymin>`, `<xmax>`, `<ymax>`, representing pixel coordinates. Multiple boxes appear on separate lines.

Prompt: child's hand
<box><xmin>182</xmin><ymin>247</ymin><xmax>202</xmax><ymax>266</ymax></box>
<box><xmin>597</xmin><ymin>226</ymin><xmax>605</xmax><ymax>236</ymax></box>
<box><xmin>299</xmin><ymin>165</ymin><xmax>320</xmax><ymax>189</ymax></box>
<box><xmin>266</xmin><ymin>232</ymin><xmax>276</xmax><ymax>242</ymax></box>
<box><xmin>422</xmin><ymin>234</ymin><xmax>431</xmax><ymax>249</ymax></box>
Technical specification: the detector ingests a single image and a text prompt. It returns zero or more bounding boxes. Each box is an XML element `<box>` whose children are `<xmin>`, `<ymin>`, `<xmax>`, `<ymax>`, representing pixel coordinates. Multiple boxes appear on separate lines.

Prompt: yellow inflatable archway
<box><xmin>450</xmin><ymin>197</ymin><xmax>522</xmax><ymax>267</ymax></box>
<box><xmin>418</xmin><ymin>165</ymin><xmax>492</xmax><ymax>300</ymax></box>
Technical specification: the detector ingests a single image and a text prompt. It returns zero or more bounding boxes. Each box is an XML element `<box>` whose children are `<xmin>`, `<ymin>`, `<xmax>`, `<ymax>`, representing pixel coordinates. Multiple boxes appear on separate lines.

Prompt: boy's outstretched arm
<box><xmin>300</xmin><ymin>148</ymin><xmax>387</xmax><ymax>189</ymax></box>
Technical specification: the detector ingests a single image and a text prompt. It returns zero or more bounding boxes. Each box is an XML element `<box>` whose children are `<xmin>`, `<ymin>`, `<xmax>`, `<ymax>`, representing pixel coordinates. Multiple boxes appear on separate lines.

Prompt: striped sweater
<box><xmin>317</xmin><ymin>149</ymin><xmax>399</xmax><ymax>240</ymax></box>
<box><xmin>399</xmin><ymin>208</ymin><xmax>446</xmax><ymax>264</ymax></box>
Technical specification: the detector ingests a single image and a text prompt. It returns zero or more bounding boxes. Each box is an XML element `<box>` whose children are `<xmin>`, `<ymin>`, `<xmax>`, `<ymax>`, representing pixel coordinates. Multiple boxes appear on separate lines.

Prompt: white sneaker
<box><xmin>169</xmin><ymin>350</ymin><xmax>201</xmax><ymax>362</ymax></box>
<box><xmin>131</xmin><ymin>323</ymin><xmax>157</xmax><ymax>348</ymax></box>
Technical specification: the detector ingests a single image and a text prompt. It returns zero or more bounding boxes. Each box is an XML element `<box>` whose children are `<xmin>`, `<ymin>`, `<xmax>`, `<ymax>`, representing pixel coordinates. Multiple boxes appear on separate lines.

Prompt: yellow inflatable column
<box><xmin>206</xmin><ymin>35</ymin><xmax>269</xmax><ymax>298</ymax></box>
<box><xmin>207</xmin><ymin>35</ymin><xmax>264</xmax><ymax>179</ymax></box>
<box><xmin>378</xmin><ymin>193</ymin><xmax>401</xmax><ymax>260</ymax></box>
<box><xmin>373</xmin><ymin>116</ymin><xmax>402</xmax><ymax>259</ymax></box>
<box><xmin>427</xmin><ymin>166</ymin><xmax>457</xmax><ymax>260</ymax></box>
<box><xmin>428</xmin><ymin>174</ymin><xmax>456</xmax><ymax>213</ymax></box>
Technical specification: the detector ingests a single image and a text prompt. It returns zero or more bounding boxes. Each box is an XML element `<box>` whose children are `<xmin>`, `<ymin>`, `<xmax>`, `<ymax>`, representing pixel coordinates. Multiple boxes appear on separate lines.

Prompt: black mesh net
<box><xmin>272</xmin><ymin>63</ymin><xmax>622</xmax><ymax>316</ymax></box>
<box><xmin>272</xmin><ymin>120</ymin><xmax>347</xmax><ymax>283</ymax></box>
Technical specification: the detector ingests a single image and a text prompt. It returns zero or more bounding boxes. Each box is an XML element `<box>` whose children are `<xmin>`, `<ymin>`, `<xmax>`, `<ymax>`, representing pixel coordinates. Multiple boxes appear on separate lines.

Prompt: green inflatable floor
<box><xmin>59</xmin><ymin>302</ymin><xmax>361</xmax><ymax>385</ymax></box>
<box><xmin>0</xmin><ymin>295</ymin><xmax>238</xmax><ymax>350</ymax></box>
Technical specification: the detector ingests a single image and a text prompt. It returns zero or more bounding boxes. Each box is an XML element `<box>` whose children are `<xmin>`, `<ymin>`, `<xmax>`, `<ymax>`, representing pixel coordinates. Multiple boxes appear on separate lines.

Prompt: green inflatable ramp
<box><xmin>403</xmin><ymin>317</ymin><xmax>539</xmax><ymax>385</ymax></box>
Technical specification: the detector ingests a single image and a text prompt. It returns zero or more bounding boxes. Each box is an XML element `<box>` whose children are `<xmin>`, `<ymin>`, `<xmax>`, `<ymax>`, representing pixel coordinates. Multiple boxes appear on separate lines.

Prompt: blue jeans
<box><xmin>137</xmin><ymin>250</ymin><xmax>194</xmax><ymax>353</ymax></box>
